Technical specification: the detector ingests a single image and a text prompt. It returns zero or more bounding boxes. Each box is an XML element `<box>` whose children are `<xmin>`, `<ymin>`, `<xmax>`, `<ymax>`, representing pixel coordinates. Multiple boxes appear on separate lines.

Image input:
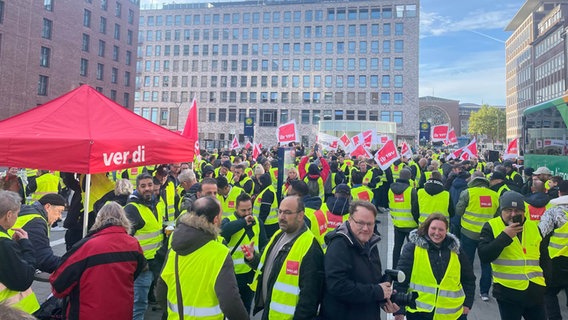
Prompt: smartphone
<box><xmin>512</xmin><ymin>214</ymin><xmax>524</xmax><ymax>225</ymax></box>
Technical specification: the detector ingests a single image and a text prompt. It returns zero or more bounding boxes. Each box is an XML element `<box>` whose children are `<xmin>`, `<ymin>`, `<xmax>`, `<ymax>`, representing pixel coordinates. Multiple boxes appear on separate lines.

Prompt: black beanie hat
<box><xmin>38</xmin><ymin>193</ymin><xmax>67</xmax><ymax>207</ymax></box>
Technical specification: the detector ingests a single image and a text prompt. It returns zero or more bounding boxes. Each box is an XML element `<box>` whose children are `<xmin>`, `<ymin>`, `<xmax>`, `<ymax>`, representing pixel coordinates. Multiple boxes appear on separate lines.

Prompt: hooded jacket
<box><xmin>17</xmin><ymin>202</ymin><xmax>60</xmax><ymax>273</ymax></box>
<box><xmin>155</xmin><ymin>213</ymin><xmax>249</xmax><ymax>320</ymax></box>
<box><xmin>394</xmin><ymin>230</ymin><xmax>476</xmax><ymax>315</ymax></box>
<box><xmin>322</xmin><ymin>222</ymin><xmax>386</xmax><ymax>320</ymax></box>
<box><xmin>448</xmin><ymin>171</ymin><xmax>470</xmax><ymax>207</ymax></box>
<box><xmin>326</xmin><ymin>195</ymin><xmax>350</xmax><ymax>216</ymax></box>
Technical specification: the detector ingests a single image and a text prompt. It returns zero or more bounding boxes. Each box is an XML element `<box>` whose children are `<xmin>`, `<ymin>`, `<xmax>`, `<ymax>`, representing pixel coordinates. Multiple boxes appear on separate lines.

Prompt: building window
<box><xmin>38</xmin><ymin>75</ymin><xmax>48</xmax><ymax>96</ymax></box>
<box><xmin>96</xmin><ymin>63</ymin><xmax>104</xmax><ymax>80</ymax></box>
<box><xmin>101</xmin><ymin>0</ymin><xmax>108</xmax><ymax>11</ymax></box>
<box><xmin>111</xmin><ymin>67</ymin><xmax>118</xmax><ymax>84</ymax></box>
<box><xmin>123</xmin><ymin>93</ymin><xmax>129</xmax><ymax>107</ymax></box>
<box><xmin>260</xmin><ymin>109</ymin><xmax>277</xmax><ymax>127</ymax></box>
<box><xmin>381</xmin><ymin>93</ymin><xmax>390</xmax><ymax>104</ymax></box>
<box><xmin>394</xmin><ymin>92</ymin><xmax>403</xmax><ymax>104</ymax></box>
<box><xmin>42</xmin><ymin>19</ymin><xmax>53</xmax><ymax>39</ymax></box>
<box><xmin>369</xmin><ymin>110</ymin><xmax>378</xmax><ymax>120</ymax></box>
<box><xmin>44</xmin><ymin>0</ymin><xmax>53</xmax><ymax>11</ymax></box>
<box><xmin>83</xmin><ymin>9</ymin><xmax>91</xmax><ymax>27</ymax></box>
<box><xmin>114</xmin><ymin>23</ymin><xmax>120</xmax><ymax>40</ymax></box>
<box><xmin>208</xmin><ymin>108</ymin><xmax>216</xmax><ymax>122</ymax></box>
<box><xmin>124</xmin><ymin>71</ymin><xmax>130</xmax><ymax>86</ymax></box>
<box><xmin>98</xmin><ymin>40</ymin><xmax>105</xmax><ymax>57</ymax></box>
<box><xmin>82</xmin><ymin>34</ymin><xmax>90</xmax><ymax>52</ymax></box>
<box><xmin>219</xmin><ymin>108</ymin><xmax>227</xmax><ymax>122</ymax></box>
<box><xmin>393</xmin><ymin>111</ymin><xmax>403</xmax><ymax>124</ymax></box>
<box><xmin>358</xmin><ymin>110</ymin><xmax>366</xmax><ymax>121</ymax></box>
<box><xmin>115</xmin><ymin>1</ymin><xmax>122</xmax><ymax>18</ymax></box>
<box><xmin>100</xmin><ymin>17</ymin><xmax>107</xmax><ymax>34</ymax></box>
<box><xmin>110</xmin><ymin>90</ymin><xmax>117</xmax><ymax>101</ymax></box>
<box><xmin>80</xmin><ymin>58</ymin><xmax>88</xmax><ymax>76</ymax></box>
<box><xmin>335</xmin><ymin>110</ymin><xmax>344</xmax><ymax>120</ymax></box>
<box><xmin>381</xmin><ymin>111</ymin><xmax>390</xmax><ymax>121</ymax></box>
<box><xmin>40</xmin><ymin>46</ymin><xmax>50</xmax><ymax>67</ymax></box>
<box><xmin>113</xmin><ymin>45</ymin><xmax>119</xmax><ymax>61</ymax></box>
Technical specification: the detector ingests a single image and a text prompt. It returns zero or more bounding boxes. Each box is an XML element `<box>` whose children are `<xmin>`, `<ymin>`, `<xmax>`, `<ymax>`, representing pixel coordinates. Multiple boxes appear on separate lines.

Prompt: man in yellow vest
<box><xmin>416</xmin><ymin>171</ymin><xmax>454</xmax><ymax>224</ymax></box>
<box><xmin>154</xmin><ymin>165</ymin><xmax>179</xmax><ymax>223</ymax></box>
<box><xmin>25</xmin><ymin>169</ymin><xmax>60</xmax><ymax>205</ymax></box>
<box><xmin>242</xmin><ymin>195</ymin><xmax>324</xmax><ymax>319</ymax></box>
<box><xmin>253</xmin><ymin>173</ymin><xmax>279</xmax><ymax>238</ymax></box>
<box><xmin>287</xmin><ymin>180</ymin><xmax>328</xmax><ymax>249</ymax></box>
<box><xmin>455</xmin><ymin>172</ymin><xmax>499</xmax><ymax>301</ymax></box>
<box><xmin>0</xmin><ymin>190</ymin><xmax>40</xmax><ymax>314</ymax></box>
<box><xmin>233</xmin><ymin>163</ymin><xmax>255</xmax><ymax>195</ymax></box>
<box><xmin>216</xmin><ymin>176</ymin><xmax>244</xmax><ymax>218</ymax></box>
<box><xmin>388</xmin><ymin>169</ymin><xmax>419</xmax><ymax>268</ymax></box>
<box><xmin>524</xmin><ymin>179</ymin><xmax>551</xmax><ymax>221</ymax></box>
<box><xmin>479</xmin><ymin>191</ymin><xmax>546</xmax><ymax>318</ymax></box>
<box><xmin>221</xmin><ymin>193</ymin><xmax>268</xmax><ymax>314</ymax></box>
<box><xmin>124</xmin><ymin>173</ymin><xmax>164</xmax><ymax>320</ymax></box>
<box><xmin>155</xmin><ymin>196</ymin><xmax>249</xmax><ymax>319</ymax></box>
<box><xmin>13</xmin><ymin>193</ymin><xmax>66</xmax><ymax>273</ymax></box>
<box><xmin>538</xmin><ymin>180</ymin><xmax>568</xmax><ymax>319</ymax></box>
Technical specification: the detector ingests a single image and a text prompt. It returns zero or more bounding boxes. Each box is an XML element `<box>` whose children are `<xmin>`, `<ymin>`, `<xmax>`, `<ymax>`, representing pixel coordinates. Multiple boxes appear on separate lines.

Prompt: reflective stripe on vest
<box><xmin>549</xmin><ymin>211</ymin><xmax>568</xmax><ymax>259</ymax></box>
<box><xmin>488</xmin><ymin>217</ymin><xmax>545</xmax><ymax>289</ymax></box>
<box><xmin>226</xmin><ymin>214</ymin><xmax>260</xmax><ymax>274</ymax></box>
<box><xmin>417</xmin><ymin>189</ymin><xmax>450</xmax><ymax>224</ymax></box>
<box><xmin>391</xmin><ymin>164</ymin><xmax>403</xmax><ymax>181</ymax></box>
<box><xmin>161</xmin><ymin>240</ymin><xmax>227</xmax><ymax>320</ymax></box>
<box><xmin>461</xmin><ymin>187</ymin><xmax>499</xmax><ymax>234</ymax></box>
<box><xmin>0</xmin><ymin>232</ymin><xmax>40</xmax><ymax>313</ymax></box>
<box><xmin>217</xmin><ymin>186</ymin><xmax>244</xmax><ymax>218</ymax></box>
<box><xmin>164</xmin><ymin>181</ymin><xmax>176</xmax><ymax>222</ymax></box>
<box><xmin>250</xmin><ymin>229</ymin><xmax>315</xmax><ymax>319</ymax></box>
<box><xmin>253</xmin><ymin>186</ymin><xmax>278</xmax><ymax>225</ymax></box>
<box><xmin>388</xmin><ymin>187</ymin><xmax>418</xmax><ymax>229</ymax></box>
<box><xmin>129</xmin><ymin>202</ymin><xmax>163</xmax><ymax>260</ymax></box>
<box><xmin>407</xmin><ymin>246</ymin><xmax>464</xmax><ymax>319</ymax></box>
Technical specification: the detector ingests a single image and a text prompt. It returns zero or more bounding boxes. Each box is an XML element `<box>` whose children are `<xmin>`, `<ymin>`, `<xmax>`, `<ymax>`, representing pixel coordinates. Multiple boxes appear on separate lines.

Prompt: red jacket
<box><xmin>50</xmin><ymin>225</ymin><xmax>146</xmax><ymax>320</ymax></box>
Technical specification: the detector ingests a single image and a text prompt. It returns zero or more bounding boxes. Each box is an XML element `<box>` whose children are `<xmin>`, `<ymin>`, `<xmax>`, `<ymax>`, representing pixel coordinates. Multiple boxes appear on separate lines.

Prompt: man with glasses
<box><xmin>321</xmin><ymin>200</ymin><xmax>399</xmax><ymax>319</ymax></box>
<box><xmin>242</xmin><ymin>195</ymin><xmax>324</xmax><ymax>319</ymax></box>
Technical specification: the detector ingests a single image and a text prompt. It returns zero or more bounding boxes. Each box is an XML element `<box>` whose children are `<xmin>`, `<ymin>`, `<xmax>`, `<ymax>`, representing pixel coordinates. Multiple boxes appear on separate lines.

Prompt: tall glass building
<box><xmin>136</xmin><ymin>0</ymin><xmax>419</xmax><ymax>148</ymax></box>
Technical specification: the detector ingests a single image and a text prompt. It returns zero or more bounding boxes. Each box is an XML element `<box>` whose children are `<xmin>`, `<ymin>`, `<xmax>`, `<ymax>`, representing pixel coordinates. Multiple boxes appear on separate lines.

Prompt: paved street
<box><xmin>33</xmin><ymin>212</ymin><xmax>568</xmax><ymax>319</ymax></box>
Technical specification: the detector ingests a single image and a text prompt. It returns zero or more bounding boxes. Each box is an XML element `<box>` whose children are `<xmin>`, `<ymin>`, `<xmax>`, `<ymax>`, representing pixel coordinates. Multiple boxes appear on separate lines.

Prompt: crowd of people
<box><xmin>0</xmin><ymin>143</ymin><xmax>567</xmax><ymax>320</ymax></box>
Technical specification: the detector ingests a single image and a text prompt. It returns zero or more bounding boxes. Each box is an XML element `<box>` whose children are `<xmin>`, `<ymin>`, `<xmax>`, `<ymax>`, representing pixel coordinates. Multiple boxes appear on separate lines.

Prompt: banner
<box><xmin>317</xmin><ymin>132</ymin><xmax>339</xmax><ymax>151</ymax></box>
<box><xmin>400</xmin><ymin>142</ymin><xmax>413</xmax><ymax>158</ymax></box>
<box><xmin>503</xmin><ymin>138</ymin><xmax>519</xmax><ymax>160</ymax></box>
<box><xmin>244</xmin><ymin>117</ymin><xmax>254</xmax><ymax>137</ymax></box>
<box><xmin>339</xmin><ymin>133</ymin><xmax>351</xmax><ymax>148</ymax></box>
<box><xmin>460</xmin><ymin>138</ymin><xmax>478</xmax><ymax>160</ymax></box>
<box><xmin>252</xmin><ymin>143</ymin><xmax>262</xmax><ymax>160</ymax></box>
<box><xmin>181</xmin><ymin>98</ymin><xmax>200</xmax><ymax>156</ymax></box>
<box><xmin>277</xmin><ymin>120</ymin><xmax>299</xmax><ymax>145</ymax></box>
<box><xmin>431</xmin><ymin>123</ymin><xmax>449</xmax><ymax>142</ymax></box>
<box><xmin>446</xmin><ymin>128</ymin><xmax>458</xmax><ymax>145</ymax></box>
<box><xmin>374</xmin><ymin>139</ymin><xmax>401</xmax><ymax>170</ymax></box>
<box><xmin>230</xmin><ymin>136</ymin><xmax>240</xmax><ymax>150</ymax></box>
<box><xmin>446</xmin><ymin>148</ymin><xmax>463</xmax><ymax>161</ymax></box>
<box><xmin>419</xmin><ymin>122</ymin><xmax>431</xmax><ymax>142</ymax></box>
<box><xmin>244</xmin><ymin>141</ymin><xmax>252</xmax><ymax>150</ymax></box>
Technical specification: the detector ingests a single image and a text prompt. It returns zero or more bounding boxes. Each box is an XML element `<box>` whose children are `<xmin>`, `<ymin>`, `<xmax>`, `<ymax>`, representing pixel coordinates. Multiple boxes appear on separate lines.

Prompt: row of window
<box><xmin>140</xmin><ymin>40</ymin><xmax>404</xmax><ymax>58</ymax></box>
<box><xmin>37</xmin><ymin>74</ymin><xmax>130</xmax><ymax>106</ymax></box>
<box><xmin>139</xmin><ymin>5</ymin><xmax>417</xmax><ymax>27</ymax></box>
<box><xmin>140</xmin><ymin>23</ymin><xmax>405</xmax><ymax>42</ymax></box>
<box><xmin>141</xmin><ymin>74</ymin><xmax>404</xmax><ymax>89</ymax></box>
<box><xmin>79</xmin><ymin>58</ymin><xmax>131</xmax><ymax>86</ymax></box>
<box><xmin>136</xmin><ymin>90</ymin><xmax>405</xmax><ymax>105</ymax></box>
<box><xmin>83</xmin><ymin>3</ymin><xmax>136</xmax><ymax>25</ymax></box>
<box><xmin>82</xmin><ymin>11</ymin><xmax>135</xmax><ymax>43</ymax></box>
<box><xmin>82</xmin><ymin>33</ymin><xmax>133</xmax><ymax>64</ymax></box>
<box><xmin>138</xmin><ymin>57</ymin><xmax>404</xmax><ymax>73</ymax></box>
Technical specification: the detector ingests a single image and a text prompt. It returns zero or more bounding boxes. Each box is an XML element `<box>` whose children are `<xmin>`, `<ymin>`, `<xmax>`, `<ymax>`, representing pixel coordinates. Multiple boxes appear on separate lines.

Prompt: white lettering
<box><xmin>103</xmin><ymin>146</ymin><xmax>146</xmax><ymax>167</ymax></box>
<box><xmin>132</xmin><ymin>145</ymin><xmax>145</xmax><ymax>162</ymax></box>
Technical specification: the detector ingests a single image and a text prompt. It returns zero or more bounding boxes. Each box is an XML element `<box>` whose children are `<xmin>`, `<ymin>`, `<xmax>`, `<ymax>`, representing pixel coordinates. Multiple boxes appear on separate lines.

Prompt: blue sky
<box><xmin>140</xmin><ymin>0</ymin><xmax>521</xmax><ymax>106</ymax></box>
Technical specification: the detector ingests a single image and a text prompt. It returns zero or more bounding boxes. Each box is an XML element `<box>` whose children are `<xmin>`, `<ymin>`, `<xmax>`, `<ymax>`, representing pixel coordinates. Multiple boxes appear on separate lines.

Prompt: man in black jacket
<box><xmin>322</xmin><ymin>200</ymin><xmax>399</xmax><ymax>319</ymax></box>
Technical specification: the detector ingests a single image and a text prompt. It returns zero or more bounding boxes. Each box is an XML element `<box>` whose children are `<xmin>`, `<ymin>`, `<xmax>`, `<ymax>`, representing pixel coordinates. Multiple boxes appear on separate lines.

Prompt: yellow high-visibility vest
<box><xmin>461</xmin><ymin>187</ymin><xmax>499</xmax><ymax>234</ymax></box>
<box><xmin>226</xmin><ymin>214</ymin><xmax>260</xmax><ymax>274</ymax></box>
<box><xmin>128</xmin><ymin>202</ymin><xmax>163</xmax><ymax>260</ymax></box>
<box><xmin>417</xmin><ymin>189</ymin><xmax>450</xmax><ymax>224</ymax></box>
<box><xmin>388</xmin><ymin>187</ymin><xmax>417</xmax><ymax>229</ymax></box>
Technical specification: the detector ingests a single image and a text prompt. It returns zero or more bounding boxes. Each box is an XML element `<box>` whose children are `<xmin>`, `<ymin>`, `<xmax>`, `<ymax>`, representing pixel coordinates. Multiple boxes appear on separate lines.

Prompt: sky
<box><xmin>140</xmin><ymin>0</ymin><xmax>522</xmax><ymax>106</ymax></box>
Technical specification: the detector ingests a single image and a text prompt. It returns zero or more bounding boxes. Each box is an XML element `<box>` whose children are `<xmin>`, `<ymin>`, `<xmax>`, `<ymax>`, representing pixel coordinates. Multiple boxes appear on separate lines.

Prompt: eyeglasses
<box><xmin>350</xmin><ymin>217</ymin><xmax>375</xmax><ymax>229</ymax></box>
<box><xmin>278</xmin><ymin>209</ymin><xmax>300</xmax><ymax>215</ymax></box>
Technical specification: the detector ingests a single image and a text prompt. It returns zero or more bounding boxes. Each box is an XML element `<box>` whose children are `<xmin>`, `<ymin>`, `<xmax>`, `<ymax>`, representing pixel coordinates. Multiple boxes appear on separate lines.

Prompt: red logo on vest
<box><xmin>394</xmin><ymin>194</ymin><xmax>405</xmax><ymax>202</ymax></box>
<box><xmin>479</xmin><ymin>196</ymin><xmax>492</xmax><ymax>208</ymax></box>
<box><xmin>315</xmin><ymin>210</ymin><xmax>327</xmax><ymax>235</ymax></box>
<box><xmin>286</xmin><ymin>260</ymin><xmax>299</xmax><ymax>275</ymax></box>
<box><xmin>358</xmin><ymin>191</ymin><xmax>370</xmax><ymax>201</ymax></box>
<box><xmin>327</xmin><ymin>212</ymin><xmax>343</xmax><ymax>229</ymax></box>
<box><xmin>228</xmin><ymin>201</ymin><xmax>235</xmax><ymax>208</ymax></box>
<box><xmin>528</xmin><ymin>205</ymin><xmax>546</xmax><ymax>221</ymax></box>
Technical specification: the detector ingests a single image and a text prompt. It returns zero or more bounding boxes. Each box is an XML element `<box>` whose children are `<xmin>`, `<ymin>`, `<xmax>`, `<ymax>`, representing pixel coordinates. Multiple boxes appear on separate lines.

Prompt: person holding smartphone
<box><xmin>478</xmin><ymin>191</ymin><xmax>546</xmax><ymax>320</ymax></box>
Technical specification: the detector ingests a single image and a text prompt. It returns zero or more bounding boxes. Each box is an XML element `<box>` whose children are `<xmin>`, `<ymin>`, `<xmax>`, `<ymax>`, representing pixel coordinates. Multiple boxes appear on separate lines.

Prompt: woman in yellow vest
<box><xmin>394</xmin><ymin>214</ymin><xmax>475</xmax><ymax>320</ymax></box>
<box><xmin>0</xmin><ymin>190</ymin><xmax>40</xmax><ymax>314</ymax></box>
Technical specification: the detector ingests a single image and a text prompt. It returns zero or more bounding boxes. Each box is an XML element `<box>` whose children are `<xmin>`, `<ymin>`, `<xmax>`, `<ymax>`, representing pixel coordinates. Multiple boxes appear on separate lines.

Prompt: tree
<box><xmin>468</xmin><ymin>105</ymin><xmax>506</xmax><ymax>143</ymax></box>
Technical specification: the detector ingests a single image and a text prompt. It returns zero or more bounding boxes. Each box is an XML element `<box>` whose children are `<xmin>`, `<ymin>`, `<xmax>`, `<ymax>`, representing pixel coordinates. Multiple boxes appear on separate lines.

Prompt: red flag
<box><xmin>330</xmin><ymin>140</ymin><xmax>338</xmax><ymax>149</ymax></box>
<box><xmin>379</xmin><ymin>135</ymin><xmax>389</xmax><ymax>144</ymax></box>
<box><xmin>351</xmin><ymin>133</ymin><xmax>362</xmax><ymax>146</ymax></box>
<box><xmin>503</xmin><ymin>138</ymin><xmax>519</xmax><ymax>160</ymax></box>
<box><xmin>363</xmin><ymin>130</ymin><xmax>374</xmax><ymax>147</ymax></box>
<box><xmin>339</xmin><ymin>134</ymin><xmax>351</xmax><ymax>148</ymax></box>
<box><xmin>447</xmin><ymin>128</ymin><xmax>458</xmax><ymax>145</ymax></box>
<box><xmin>461</xmin><ymin>138</ymin><xmax>478</xmax><ymax>159</ymax></box>
<box><xmin>230</xmin><ymin>136</ymin><xmax>240</xmax><ymax>150</ymax></box>
<box><xmin>446</xmin><ymin>148</ymin><xmax>463</xmax><ymax>161</ymax></box>
<box><xmin>244</xmin><ymin>141</ymin><xmax>252</xmax><ymax>150</ymax></box>
<box><xmin>349</xmin><ymin>144</ymin><xmax>372</xmax><ymax>159</ymax></box>
<box><xmin>431</xmin><ymin>124</ymin><xmax>449</xmax><ymax>142</ymax></box>
<box><xmin>400</xmin><ymin>142</ymin><xmax>412</xmax><ymax>158</ymax></box>
<box><xmin>252</xmin><ymin>143</ymin><xmax>261</xmax><ymax>160</ymax></box>
<box><xmin>374</xmin><ymin>139</ymin><xmax>400</xmax><ymax>170</ymax></box>
<box><xmin>181</xmin><ymin>98</ymin><xmax>199</xmax><ymax>156</ymax></box>
<box><xmin>277</xmin><ymin>120</ymin><xmax>298</xmax><ymax>145</ymax></box>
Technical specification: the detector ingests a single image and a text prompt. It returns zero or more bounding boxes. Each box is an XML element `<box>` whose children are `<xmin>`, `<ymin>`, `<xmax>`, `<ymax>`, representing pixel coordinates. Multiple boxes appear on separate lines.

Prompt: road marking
<box><xmin>50</xmin><ymin>238</ymin><xmax>65</xmax><ymax>247</ymax></box>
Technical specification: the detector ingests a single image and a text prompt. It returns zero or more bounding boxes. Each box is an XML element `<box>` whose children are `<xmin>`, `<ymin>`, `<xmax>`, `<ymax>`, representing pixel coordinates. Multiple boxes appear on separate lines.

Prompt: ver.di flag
<box><xmin>230</xmin><ymin>136</ymin><xmax>240</xmax><ymax>150</ymax></box>
<box><xmin>277</xmin><ymin>120</ymin><xmax>299</xmax><ymax>145</ymax></box>
<box><xmin>181</xmin><ymin>97</ymin><xmax>200</xmax><ymax>156</ymax></box>
<box><xmin>446</xmin><ymin>128</ymin><xmax>458</xmax><ymax>145</ymax></box>
<box><xmin>400</xmin><ymin>141</ymin><xmax>413</xmax><ymax>158</ymax></box>
<box><xmin>431</xmin><ymin>124</ymin><xmax>449</xmax><ymax>142</ymax></box>
<box><xmin>339</xmin><ymin>133</ymin><xmax>351</xmax><ymax>148</ymax></box>
<box><xmin>374</xmin><ymin>139</ymin><xmax>400</xmax><ymax>170</ymax></box>
<box><xmin>252</xmin><ymin>143</ymin><xmax>262</xmax><ymax>160</ymax></box>
<box><xmin>349</xmin><ymin>144</ymin><xmax>372</xmax><ymax>159</ymax></box>
<box><xmin>503</xmin><ymin>138</ymin><xmax>519</xmax><ymax>160</ymax></box>
<box><xmin>460</xmin><ymin>138</ymin><xmax>478</xmax><ymax>160</ymax></box>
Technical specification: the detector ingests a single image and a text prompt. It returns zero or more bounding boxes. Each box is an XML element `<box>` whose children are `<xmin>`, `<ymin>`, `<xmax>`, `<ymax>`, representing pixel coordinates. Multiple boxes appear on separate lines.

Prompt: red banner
<box><xmin>431</xmin><ymin>124</ymin><xmax>449</xmax><ymax>142</ymax></box>
<box><xmin>339</xmin><ymin>134</ymin><xmax>351</xmax><ymax>148</ymax></box>
<box><xmin>181</xmin><ymin>98</ymin><xmax>200</xmax><ymax>156</ymax></box>
<box><xmin>503</xmin><ymin>138</ymin><xmax>519</xmax><ymax>160</ymax></box>
<box><xmin>446</xmin><ymin>128</ymin><xmax>458</xmax><ymax>145</ymax></box>
<box><xmin>277</xmin><ymin>120</ymin><xmax>298</xmax><ymax>144</ymax></box>
<box><xmin>374</xmin><ymin>139</ymin><xmax>400</xmax><ymax>170</ymax></box>
<box><xmin>350</xmin><ymin>144</ymin><xmax>372</xmax><ymax>159</ymax></box>
<box><xmin>400</xmin><ymin>142</ymin><xmax>412</xmax><ymax>158</ymax></box>
<box><xmin>230</xmin><ymin>136</ymin><xmax>240</xmax><ymax>150</ymax></box>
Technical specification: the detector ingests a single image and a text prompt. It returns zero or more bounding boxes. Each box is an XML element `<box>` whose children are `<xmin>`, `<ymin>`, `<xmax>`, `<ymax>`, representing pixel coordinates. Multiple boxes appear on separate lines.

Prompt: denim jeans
<box><xmin>460</xmin><ymin>235</ymin><xmax>492</xmax><ymax>294</ymax></box>
<box><xmin>133</xmin><ymin>269</ymin><xmax>154</xmax><ymax>320</ymax></box>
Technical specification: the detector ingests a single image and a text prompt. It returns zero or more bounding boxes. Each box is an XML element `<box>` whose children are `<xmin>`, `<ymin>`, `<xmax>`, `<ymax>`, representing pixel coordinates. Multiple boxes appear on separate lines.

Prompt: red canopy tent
<box><xmin>0</xmin><ymin>85</ymin><xmax>195</xmax><ymax>234</ymax></box>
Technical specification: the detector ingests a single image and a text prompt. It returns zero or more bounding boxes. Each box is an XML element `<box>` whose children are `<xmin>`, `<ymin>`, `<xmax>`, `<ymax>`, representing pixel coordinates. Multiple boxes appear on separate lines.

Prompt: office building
<box><xmin>136</xmin><ymin>0</ymin><xmax>419</xmax><ymax>148</ymax></box>
<box><xmin>0</xmin><ymin>0</ymin><xmax>139</xmax><ymax>120</ymax></box>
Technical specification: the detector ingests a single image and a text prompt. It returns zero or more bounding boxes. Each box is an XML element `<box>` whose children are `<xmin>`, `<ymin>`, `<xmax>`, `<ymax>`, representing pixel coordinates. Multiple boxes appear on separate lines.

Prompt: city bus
<box><xmin>522</xmin><ymin>94</ymin><xmax>568</xmax><ymax>179</ymax></box>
